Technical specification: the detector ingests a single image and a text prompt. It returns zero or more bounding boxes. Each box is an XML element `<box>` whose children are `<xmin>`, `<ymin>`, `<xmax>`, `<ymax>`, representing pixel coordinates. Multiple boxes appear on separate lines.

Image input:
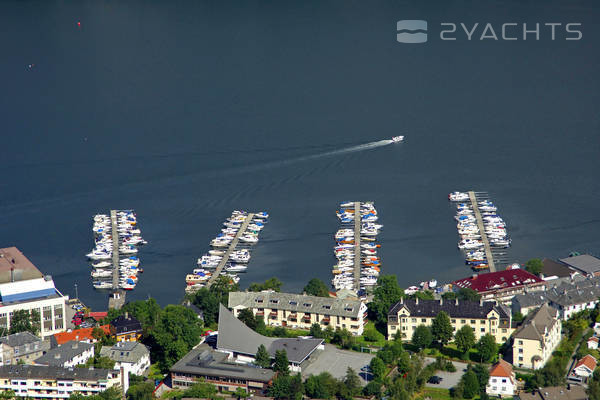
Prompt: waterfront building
<box><xmin>99</xmin><ymin>341</ymin><xmax>150</xmax><ymax>376</ymax></box>
<box><xmin>110</xmin><ymin>314</ymin><xmax>142</xmax><ymax>342</ymax></box>
<box><xmin>228</xmin><ymin>291</ymin><xmax>367</xmax><ymax>335</ymax></box>
<box><xmin>386</xmin><ymin>298</ymin><xmax>512</xmax><ymax>344</ymax></box>
<box><xmin>0</xmin><ymin>332</ymin><xmax>49</xmax><ymax>366</ymax></box>
<box><xmin>539</xmin><ymin>258</ymin><xmax>577</xmax><ymax>282</ymax></box>
<box><xmin>170</xmin><ymin>344</ymin><xmax>274</xmax><ymax>394</ymax></box>
<box><xmin>452</xmin><ymin>268</ymin><xmax>546</xmax><ymax>304</ymax></box>
<box><xmin>34</xmin><ymin>341</ymin><xmax>94</xmax><ymax>368</ymax></box>
<box><xmin>512</xmin><ymin>304</ymin><xmax>561</xmax><ymax>370</ymax></box>
<box><xmin>544</xmin><ymin>276</ymin><xmax>600</xmax><ymax>320</ymax></box>
<box><xmin>486</xmin><ymin>359</ymin><xmax>516</xmax><ymax>397</ymax></box>
<box><xmin>0</xmin><ymin>365</ymin><xmax>120</xmax><ymax>399</ymax></box>
<box><xmin>0</xmin><ymin>247</ymin><xmax>68</xmax><ymax>338</ymax></box>
<box><xmin>217</xmin><ymin>305</ymin><xmax>323</xmax><ymax>372</ymax></box>
<box><xmin>511</xmin><ymin>293</ymin><xmax>548</xmax><ymax>317</ymax></box>
<box><xmin>559</xmin><ymin>254</ymin><xmax>600</xmax><ymax>278</ymax></box>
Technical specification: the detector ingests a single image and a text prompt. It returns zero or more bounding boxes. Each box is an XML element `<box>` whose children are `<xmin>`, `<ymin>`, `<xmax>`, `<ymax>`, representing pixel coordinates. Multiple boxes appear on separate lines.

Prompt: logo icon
<box><xmin>397</xmin><ymin>20</ymin><xmax>428</xmax><ymax>43</ymax></box>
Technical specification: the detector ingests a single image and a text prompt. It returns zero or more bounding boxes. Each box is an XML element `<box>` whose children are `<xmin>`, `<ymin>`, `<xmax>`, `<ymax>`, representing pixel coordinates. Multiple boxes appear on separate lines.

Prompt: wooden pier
<box><xmin>206</xmin><ymin>213</ymin><xmax>255</xmax><ymax>288</ymax></box>
<box><xmin>468</xmin><ymin>192</ymin><xmax>496</xmax><ymax>272</ymax></box>
<box><xmin>353</xmin><ymin>202</ymin><xmax>361</xmax><ymax>292</ymax></box>
<box><xmin>110</xmin><ymin>210</ymin><xmax>120</xmax><ymax>289</ymax></box>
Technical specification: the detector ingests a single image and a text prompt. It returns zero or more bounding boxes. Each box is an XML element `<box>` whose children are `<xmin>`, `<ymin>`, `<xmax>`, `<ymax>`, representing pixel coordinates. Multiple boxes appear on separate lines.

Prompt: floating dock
<box><xmin>110</xmin><ymin>210</ymin><xmax>120</xmax><ymax>289</ymax></box>
<box><xmin>468</xmin><ymin>192</ymin><xmax>496</xmax><ymax>272</ymax></box>
<box><xmin>353</xmin><ymin>202</ymin><xmax>361</xmax><ymax>291</ymax></box>
<box><xmin>206</xmin><ymin>213</ymin><xmax>255</xmax><ymax>288</ymax></box>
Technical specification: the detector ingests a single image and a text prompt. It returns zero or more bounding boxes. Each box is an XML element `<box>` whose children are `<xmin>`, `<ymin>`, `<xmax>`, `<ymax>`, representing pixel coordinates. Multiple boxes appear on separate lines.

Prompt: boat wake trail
<box><xmin>290</xmin><ymin>140</ymin><xmax>394</xmax><ymax>163</ymax></box>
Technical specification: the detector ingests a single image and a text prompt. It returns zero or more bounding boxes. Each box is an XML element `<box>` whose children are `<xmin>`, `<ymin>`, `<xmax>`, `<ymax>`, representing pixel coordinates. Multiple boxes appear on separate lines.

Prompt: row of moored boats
<box><xmin>332</xmin><ymin>202</ymin><xmax>382</xmax><ymax>294</ymax></box>
<box><xmin>185</xmin><ymin>210</ymin><xmax>268</xmax><ymax>292</ymax></box>
<box><xmin>449</xmin><ymin>192</ymin><xmax>511</xmax><ymax>270</ymax></box>
<box><xmin>86</xmin><ymin>210</ymin><xmax>146</xmax><ymax>290</ymax></box>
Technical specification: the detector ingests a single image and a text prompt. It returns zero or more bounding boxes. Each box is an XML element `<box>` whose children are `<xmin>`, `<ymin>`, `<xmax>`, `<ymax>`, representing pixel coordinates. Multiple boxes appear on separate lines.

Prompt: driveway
<box><xmin>424</xmin><ymin>357</ymin><xmax>470</xmax><ymax>390</ymax></box>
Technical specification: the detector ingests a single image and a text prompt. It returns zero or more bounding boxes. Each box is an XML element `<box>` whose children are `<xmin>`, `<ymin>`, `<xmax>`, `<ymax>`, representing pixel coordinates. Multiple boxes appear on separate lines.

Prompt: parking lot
<box><xmin>424</xmin><ymin>357</ymin><xmax>469</xmax><ymax>390</ymax></box>
<box><xmin>302</xmin><ymin>344</ymin><xmax>375</xmax><ymax>383</ymax></box>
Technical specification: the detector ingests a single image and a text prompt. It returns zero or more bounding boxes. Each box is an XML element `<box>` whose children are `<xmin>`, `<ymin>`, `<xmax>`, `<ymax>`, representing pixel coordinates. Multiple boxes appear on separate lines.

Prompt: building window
<box><xmin>461</xmin><ymin>320</ymin><xmax>466</xmax><ymax>324</ymax></box>
<box><xmin>421</xmin><ymin>318</ymin><xmax>426</xmax><ymax>323</ymax></box>
<box><xmin>470</xmin><ymin>320</ymin><xmax>475</xmax><ymax>324</ymax></box>
<box><xmin>411</xmin><ymin>318</ymin><xmax>416</xmax><ymax>323</ymax></box>
<box><xmin>480</xmin><ymin>328</ymin><xmax>485</xmax><ymax>332</ymax></box>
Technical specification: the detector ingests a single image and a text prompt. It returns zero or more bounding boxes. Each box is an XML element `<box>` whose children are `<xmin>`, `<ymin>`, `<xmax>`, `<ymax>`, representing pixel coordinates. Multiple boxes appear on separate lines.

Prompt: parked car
<box><xmin>428</xmin><ymin>376</ymin><xmax>443</xmax><ymax>384</ymax></box>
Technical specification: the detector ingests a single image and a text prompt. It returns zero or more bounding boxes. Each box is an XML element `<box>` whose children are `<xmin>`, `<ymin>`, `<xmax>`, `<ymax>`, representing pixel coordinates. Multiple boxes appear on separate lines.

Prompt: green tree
<box><xmin>303</xmin><ymin>278</ymin><xmax>330</xmax><ymax>297</ymax></box>
<box><xmin>274</xmin><ymin>349</ymin><xmax>290</xmax><ymax>375</ymax></box>
<box><xmin>455</xmin><ymin>325</ymin><xmax>476</xmax><ymax>356</ymax></box>
<box><xmin>513</xmin><ymin>312</ymin><xmax>524</xmax><ymax>323</ymax></box>
<box><xmin>255</xmin><ymin>344</ymin><xmax>271</xmax><ymax>368</ymax></box>
<box><xmin>237</xmin><ymin>308</ymin><xmax>257</xmax><ymax>329</ymax></box>
<box><xmin>457</xmin><ymin>288</ymin><xmax>481</xmax><ymax>301</ymax></box>
<box><xmin>442</xmin><ymin>292</ymin><xmax>458</xmax><ymax>300</ymax></box>
<box><xmin>309</xmin><ymin>323</ymin><xmax>324</xmax><ymax>338</ymax></box>
<box><xmin>234</xmin><ymin>387</ymin><xmax>248</xmax><ymax>400</ymax></box>
<box><xmin>368</xmin><ymin>275</ymin><xmax>404</xmax><ymax>328</ymax></box>
<box><xmin>331</xmin><ymin>328</ymin><xmax>355</xmax><ymax>349</ymax></box>
<box><xmin>476</xmin><ymin>334</ymin><xmax>497</xmax><ymax>363</ymax></box>
<box><xmin>0</xmin><ymin>390</ymin><xmax>16</xmax><ymax>400</ymax></box>
<box><xmin>525</xmin><ymin>258</ymin><xmax>544</xmax><ymax>276</ymax></box>
<box><xmin>431</xmin><ymin>311</ymin><xmax>453</xmax><ymax>347</ymax></box>
<box><xmin>397</xmin><ymin>351</ymin><xmax>411</xmax><ymax>374</ymax></box>
<box><xmin>268</xmin><ymin>374</ymin><xmax>303</xmax><ymax>400</ymax></box>
<box><xmin>126</xmin><ymin>381</ymin><xmax>154</xmax><ymax>400</ymax></box>
<box><xmin>362</xmin><ymin>324</ymin><xmax>382</xmax><ymax>342</ymax></box>
<box><xmin>412</xmin><ymin>325</ymin><xmax>433</xmax><ymax>350</ymax></box>
<box><xmin>150</xmin><ymin>304</ymin><xmax>203</xmax><ymax>372</ymax></box>
<box><xmin>369</xmin><ymin>357</ymin><xmax>385</xmax><ymax>380</ymax></box>
<box><xmin>362</xmin><ymin>381</ymin><xmax>382</xmax><ymax>397</ymax></box>
<box><xmin>462</xmin><ymin>370</ymin><xmax>479</xmax><ymax>399</ymax></box>
<box><xmin>304</xmin><ymin>372</ymin><xmax>337</xmax><ymax>399</ymax></box>
<box><xmin>471</xmin><ymin>363</ymin><xmax>490</xmax><ymax>394</ymax></box>
<box><xmin>190</xmin><ymin>275</ymin><xmax>239</xmax><ymax>325</ymax></box>
<box><xmin>182</xmin><ymin>380</ymin><xmax>218</xmax><ymax>400</ymax></box>
<box><xmin>249</xmin><ymin>277</ymin><xmax>283</xmax><ymax>292</ymax></box>
<box><xmin>344</xmin><ymin>367</ymin><xmax>361</xmax><ymax>397</ymax></box>
<box><xmin>412</xmin><ymin>291</ymin><xmax>435</xmax><ymax>300</ymax></box>
<box><xmin>9</xmin><ymin>309</ymin><xmax>40</xmax><ymax>335</ymax></box>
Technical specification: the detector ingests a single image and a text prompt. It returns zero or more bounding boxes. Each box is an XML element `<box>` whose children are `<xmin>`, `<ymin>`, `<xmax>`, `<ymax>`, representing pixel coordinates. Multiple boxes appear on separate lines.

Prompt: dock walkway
<box><xmin>353</xmin><ymin>202</ymin><xmax>361</xmax><ymax>292</ymax></box>
<box><xmin>110</xmin><ymin>210</ymin><xmax>120</xmax><ymax>289</ymax></box>
<box><xmin>468</xmin><ymin>191</ymin><xmax>496</xmax><ymax>272</ymax></box>
<box><xmin>206</xmin><ymin>213</ymin><xmax>255</xmax><ymax>288</ymax></box>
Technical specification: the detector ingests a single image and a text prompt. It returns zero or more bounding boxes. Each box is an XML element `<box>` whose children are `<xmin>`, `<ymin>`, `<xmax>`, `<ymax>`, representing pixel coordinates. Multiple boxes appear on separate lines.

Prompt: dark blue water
<box><xmin>1</xmin><ymin>1</ymin><xmax>599</xmax><ymax>310</ymax></box>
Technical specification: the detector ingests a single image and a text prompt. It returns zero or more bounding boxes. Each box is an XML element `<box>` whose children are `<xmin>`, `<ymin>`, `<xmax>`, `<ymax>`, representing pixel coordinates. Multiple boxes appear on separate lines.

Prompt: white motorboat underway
<box><xmin>392</xmin><ymin>136</ymin><xmax>404</xmax><ymax>142</ymax></box>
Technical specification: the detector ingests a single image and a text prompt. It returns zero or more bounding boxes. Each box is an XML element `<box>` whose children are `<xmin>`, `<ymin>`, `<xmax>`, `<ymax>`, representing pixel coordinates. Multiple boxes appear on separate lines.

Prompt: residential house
<box><xmin>512</xmin><ymin>293</ymin><xmax>548</xmax><ymax>317</ymax></box>
<box><xmin>0</xmin><ymin>365</ymin><xmax>120</xmax><ymax>399</ymax></box>
<box><xmin>51</xmin><ymin>325</ymin><xmax>111</xmax><ymax>347</ymax></box>
<box><xmin>34</xmin><ymin>340</ymin><xmax>94</xmax><ymax>368</ymax></box>
<box><xmin>170</xmin><ymin>344</ymin><xmax>274</xmax><ymax>394</ymax></box>
<box><xmin>217</xmin><ymin>304</ymin><xmax>323</xmax><ymax>372</ymax></box>
<box><xmin>588</xmin><ymin>336</ymin><xmax>599</xmax><ymax>350</ymax></box>
<box><xmin>512</xmin><ymin>305</ymin><xmax>561</xmax><ymax>369</ymax></box>
<box><xmin>387</xmin><ymin>298</ymin><xmax>513</xmax><ymax>344</ymax></box>
<box><xmin>573</xmin><ymin>354</ymin><xmax>597</xmax><ymax>378</ymax></box>
<box><xmin>545</xmin><ymin>276</ymin><xmax>600</xmax><ymax>320</ymax></box>
<box><xmin>559</xmin><ymin>254</ymin><xmax>600</xmax><ymax>278</ymax></box>
<box><xmin>452</xmin><ymin>268</ymin><xmax>546</xmax><ymax>304</ymax></box>
<box><xmin>516</xmin><ymin>385</ymin><xmax>588</xmax><ymax>400</ymax></box>
<box><xmin>100</xmin><ymin>341</ymin><xmax>150</xmax><ymax>376</ymax></box>
<box><xmin>110</xmin><ymin>313</ymin><xmax>142</xmax><ymax>342</ymax></box>
<box><xmin>228</xmin><ymin>291</ymin><xmax>368</xmax><ymax>335</ymax></box>
<box><xmin>0</xmin><ymin>247</ymin><xmax>69</xmax><ymax>338</ymax></box>
<box><xmin>0</xmin><ymin>332</ymin><xmax>49</xmax><ymax>366</ymax></box>
<box><xmin>486</xmin><ymin>359</ymin><xmax>516</xmax><ymax>397</ymax></box>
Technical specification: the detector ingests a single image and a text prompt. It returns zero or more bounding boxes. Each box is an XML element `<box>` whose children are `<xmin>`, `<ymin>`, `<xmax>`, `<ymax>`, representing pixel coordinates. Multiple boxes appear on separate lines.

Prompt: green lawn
<box><xmin>417</xmin><ymin>387</ymin><xmax>452</xmax><ymax>400</ymax></box>
<box><xmin>356</xmin><ymin>322</ymin><xmax>387</xmax><ymax>347</ymax></box>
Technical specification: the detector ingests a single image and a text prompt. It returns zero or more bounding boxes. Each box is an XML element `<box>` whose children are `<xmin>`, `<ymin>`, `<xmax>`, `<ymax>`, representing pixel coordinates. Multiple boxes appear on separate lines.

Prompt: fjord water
<box><xmin>1</xmin><ymin>1</ymin><xmax>598</xmax><ymax>310</ymax></box>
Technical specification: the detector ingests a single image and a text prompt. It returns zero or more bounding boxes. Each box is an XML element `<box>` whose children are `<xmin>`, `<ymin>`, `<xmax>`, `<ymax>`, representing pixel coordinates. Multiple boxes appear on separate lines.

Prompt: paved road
<box><xmin>424</xmin><ymin>358</ymin><xmax>470</xmax><ymax>390</ymax></box>
<box><xmin>302</xmin><ymin>344</ymin><xmax>375</xmax><ymax>384</ymax></box>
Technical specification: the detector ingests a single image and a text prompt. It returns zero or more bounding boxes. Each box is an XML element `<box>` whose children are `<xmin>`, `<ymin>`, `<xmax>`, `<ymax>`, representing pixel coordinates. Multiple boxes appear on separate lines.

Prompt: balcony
<box><xmin>269</xmin><ymin>311</ymin><xmax>278</xmax><ymax>319</ymax></box>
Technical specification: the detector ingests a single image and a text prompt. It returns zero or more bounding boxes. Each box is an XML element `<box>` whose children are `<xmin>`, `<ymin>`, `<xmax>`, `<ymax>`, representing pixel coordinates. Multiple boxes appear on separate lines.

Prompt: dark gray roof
<box><xmin>228</xmin><ymin>291</ymin><xmax>362</xmax><ymax>318</ymax></box>
<box><xmin>99</xmin><ymin>341</ymin><xmax>149</xmax><ymax>364</ymax></box>
<box><xmin>541</xmin><ymin>258</ymin><xmax>575</xmax><ymax>278</ymax></box>
<box><xmin>559</xmin><ymin>255</ymin><xmax>600</xmax><ymax>275</ymax></box>
<box><xmin>0</xmin><ymin>364</ymin><xmax>113</xmax><ymax>381</ymax></box>
<box><xmin>170</xmin><ymin>344</ymin><xmax>274</xmax><ymax>383</ymax></box>
<box><xmin>34</xmin><ymin>341</ymin><xmax>93</xmax><ymax>367</ymax></box>
<box><xmin>388</xmin><ymin>299</ymin><xmax>510</xmax><ymax>320</ymax></box>
<box><xmin>512</xmin><ymin>293</ymin><xmax>548</xmax><ymax>309</ymax></box>
<box><xmin>0</xmin><ymin>332</ymin><xmax>41</xmax><ymax>348</ymax></box>
<box><xmin>110</xmin><ymin>314</ymin><xmax>142</xmax><ymax>335</ymax></box>
<box><xmin>513</xmin><ymin>304</ymin><xmax>559</xmax><ymax>345</ymax></box>
<box><xmin>216</xmin><ymin>304</ymin><xmax>322</xmax><ymax>364</ymax></box>
<box><xmin>545</xmin><ymin>277</ymin><xmax>600</xmax><ymax>307</ymax></box>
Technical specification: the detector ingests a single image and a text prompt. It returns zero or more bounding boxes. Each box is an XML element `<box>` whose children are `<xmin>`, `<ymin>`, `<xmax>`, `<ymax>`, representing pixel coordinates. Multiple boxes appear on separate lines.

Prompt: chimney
<box><xmin>125</xmin><ymin>312</ymin><xmax>129</xmax><ymax>319</ymax></box>
<box><xmin>10</xmin><ymin>268</ymin><xmax>14</xmax><ymax>283</ymax></box>
<box><xmin>72</xmin><ymin>342</ymin><xmax>78</xmax><ymax>349</ymax></box>
<box><xmin>472</xmin><ymin>274</ymin><xmax>477</xmax><ymax>279</ymax></box>
<box><xmin>455</xmin><ymin>298</ymin><xmax>459</xmax><ymax>306</ymax></box>
<box><xmin>54</xmin><ymin>354</ymin><xmax>61</xmax><ymax>359</ymax></box>
<box><xmin>415</xmin><ymin>298</ymin><xmax>419</xmax><ymax>305</ymax></box>
<box><xmin>400</xmin><ymin>298</ymin><xmax>404</xmax><ymax>304</ymax></box>
<box><xmin>439</xmin><ymin>298</ymin><xmax>443</xmax><ymax>305</ymax></box>
<box><xmin>480</xmin><ymin>299</ymin><xmax>483</xmax><ymax>306</ymax></box>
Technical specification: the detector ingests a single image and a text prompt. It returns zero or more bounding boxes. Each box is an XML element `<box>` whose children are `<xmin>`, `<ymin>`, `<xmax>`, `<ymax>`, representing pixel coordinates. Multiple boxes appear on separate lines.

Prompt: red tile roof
<box><xmin>86</xmin><ymin>311</ymin><xmax>108</xmax><ymax>320</ymax></box>
<box><xmin>489</xmin><ymin>359</ymin><xmax>514</xmax><ymax>378</ymax></box>
<box><xmin>53</xmin><ymin>325</ymin><xmax>111</xmax><ymax>345</ymax></box>
<box><xmin>588</xmin><ymin>337</ymin><xmax>599</xmax><ymax>343</ymax></box>
<box><xmin>452</xmin><ymin>268</ymin><xmax>544</xmax><ymax>293</ymax></box>
<box><xmin>575</xmin><ymin>354</ymin><xmax>597</xmax><ymax>372</ymax></box>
